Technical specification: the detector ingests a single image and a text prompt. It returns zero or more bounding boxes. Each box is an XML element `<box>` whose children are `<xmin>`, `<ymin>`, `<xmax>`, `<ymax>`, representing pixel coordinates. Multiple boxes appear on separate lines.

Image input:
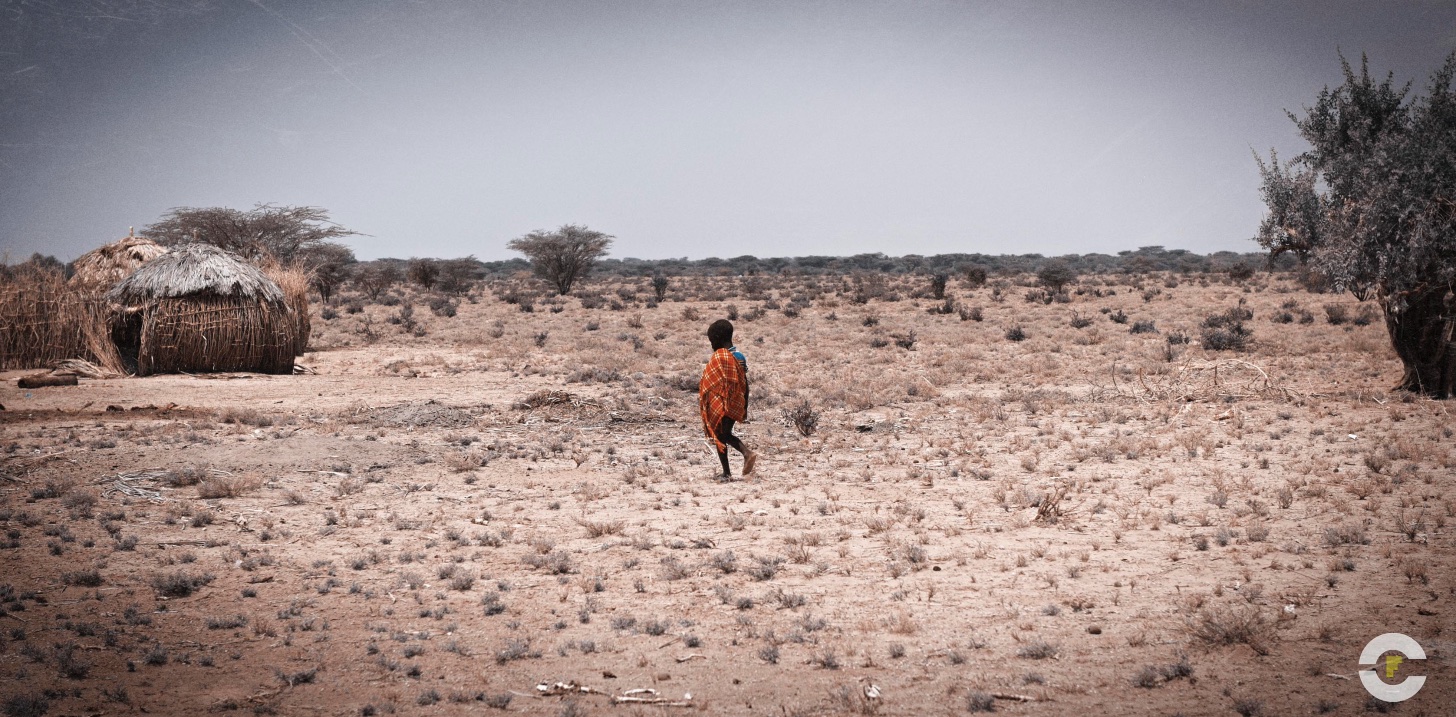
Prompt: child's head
<box><xmin>707</xmin><ymin>319</ymin><xmax>734</xmax><ymax>350</ymax></box>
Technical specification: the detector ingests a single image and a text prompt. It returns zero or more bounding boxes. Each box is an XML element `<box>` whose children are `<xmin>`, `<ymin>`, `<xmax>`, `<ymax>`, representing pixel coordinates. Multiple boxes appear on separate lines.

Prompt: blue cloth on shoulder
<box><xmin>729</xmin><ymin>345</ymin><xmax>747</xmax><ymax>372</ymax></box>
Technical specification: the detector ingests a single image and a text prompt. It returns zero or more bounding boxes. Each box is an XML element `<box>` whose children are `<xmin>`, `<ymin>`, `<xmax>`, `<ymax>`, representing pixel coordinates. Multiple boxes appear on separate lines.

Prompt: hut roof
<box><xmin>70</xmin><ymin>235</ymin><xmax>168</xmax><ymax>289</ymax></box>
<box><xmin>106</xmin><ymin>243</ymin><xmax>285</xmax><ymax>305</ymax></box>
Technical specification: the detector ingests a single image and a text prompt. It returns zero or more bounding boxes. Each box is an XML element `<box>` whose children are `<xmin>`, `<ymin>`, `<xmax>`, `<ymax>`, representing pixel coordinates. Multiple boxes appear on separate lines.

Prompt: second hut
<box><xmin>106</xmin><ymin>243</ymin><xmax>298</xmax><ymax>376</ymax></box>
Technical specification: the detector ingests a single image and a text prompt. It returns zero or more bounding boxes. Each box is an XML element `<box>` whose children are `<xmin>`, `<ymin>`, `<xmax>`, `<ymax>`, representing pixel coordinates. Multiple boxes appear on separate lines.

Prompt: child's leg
<box><xmin>716</xmin><ymin>419</ymin><xmax>756</xmax><ymax>475</ymax></box>
<box><xmin>716</xmin><ymin>449</ymin><xmax>731</xmax><ymax>477</ymax></box>
<box><xmin>716</xmin><ymin>419</ymin><xmax>746</xmax><ymax>454</ymax></box>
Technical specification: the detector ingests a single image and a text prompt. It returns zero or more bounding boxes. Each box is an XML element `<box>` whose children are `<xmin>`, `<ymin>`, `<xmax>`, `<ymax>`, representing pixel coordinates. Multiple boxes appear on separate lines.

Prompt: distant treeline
<box><xmin>362</xmin><ymin>245</ymin><xmax>1290</xmax><ymax>281</ymax></box>
<box><xmin>9</xmin><ymin>244</ymin><xmax>1289</xmax><ymax>289</ymax></box>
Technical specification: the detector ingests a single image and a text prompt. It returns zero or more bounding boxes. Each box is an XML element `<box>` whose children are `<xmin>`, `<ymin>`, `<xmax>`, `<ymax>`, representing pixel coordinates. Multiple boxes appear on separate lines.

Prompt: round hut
<box><xmin>105</xmin><ymin>244</ymin><xmax>297</xmax><ymax>376</ymax></box>
<box><xmin>70</xmin><ymin>231</ymin><xmax>168</xmax><ymax>291</ymax></box>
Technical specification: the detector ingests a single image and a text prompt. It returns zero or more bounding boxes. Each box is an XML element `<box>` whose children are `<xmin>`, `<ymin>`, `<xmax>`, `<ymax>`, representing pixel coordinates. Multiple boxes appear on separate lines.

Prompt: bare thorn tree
<box><xmin>507</xmin><ymin>225</ymin><xmax>613</xmax><ymax>295</ymax></box>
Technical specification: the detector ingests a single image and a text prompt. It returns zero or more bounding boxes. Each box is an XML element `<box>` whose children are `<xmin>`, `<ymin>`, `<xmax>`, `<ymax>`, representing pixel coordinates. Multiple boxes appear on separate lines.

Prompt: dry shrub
<box><xmin>1322</xmin><ymin>523</ymin><xmax>1369</xmax><ymax>547</ymax></box>
<box><xmin>164</xmin><ymin>467</ymin><xmax>209</xmax><ymax>487</ymax></box>
<box><xmin>1200</xmin><ymin>304</ymin><xmax>1254</xmax><ymax>351</ymax></box>
<box><xmin>446</xmin><ymin>448</ymin><xmax>490</xmax><ymax>472</ymax></box>
<box><xmin>1035</xmin><ymin>485</ymin><xmax>1069</xmax><ymax>524</ymax></box>
<box><xmin>198</xmin><ymin>474</ymin><xmax>262</xmax><ymax>499</ymax></box>
<box><xmin>1186</xmin><ymin>604</ymin><xmax>1276</xmax><ymax>655</ymax></box>
<box><xmin>885</xmin><ymin>610</ymin><xmax>918</xmax><ymax>635</ymax></box>
<box><xmin>784</xmin><ymin>399</ymin><xmax>820</xmax><ymax>437</ymax></box>
<box><xmin>218</xmin><ymin>407</ymin><xmax>274</xmax><ymax>427</ymax></box>
<box><xmin>151</xmin><ymin>570</ymin><xmax>215</xmax><ymax>598</ymax></box>
<box><xmin>1017</xmin><ymin>639</ymin><xmax>1059</xmax><ymax>659</ymax></box>
<box><xmin>577</xmin><ymin>519</ymin><xmax>624</xmax><ymax>538</ymax></box>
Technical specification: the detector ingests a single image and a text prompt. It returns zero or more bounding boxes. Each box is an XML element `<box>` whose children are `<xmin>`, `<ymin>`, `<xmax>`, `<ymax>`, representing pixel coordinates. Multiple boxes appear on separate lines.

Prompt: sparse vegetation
<box><xmin>1</xmin><ymin>256</ymin><xmax>1443</xmax><ymax>717</ymax></box>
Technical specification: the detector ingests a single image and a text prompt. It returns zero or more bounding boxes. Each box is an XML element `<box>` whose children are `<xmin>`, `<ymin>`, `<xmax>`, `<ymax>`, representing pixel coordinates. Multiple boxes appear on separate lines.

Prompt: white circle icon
<box><xmin>1359</xmin><ymin>633</ymin><xmax>1426</xmax><ymax>703</ymax></box>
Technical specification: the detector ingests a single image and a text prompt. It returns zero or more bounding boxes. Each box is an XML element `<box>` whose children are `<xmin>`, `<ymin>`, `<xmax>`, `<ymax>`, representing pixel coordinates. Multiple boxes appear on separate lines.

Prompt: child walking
<box><xmin>700</xmin><ymin>319</ymin><xmax>757</xmax><ymax>479</ymax></box>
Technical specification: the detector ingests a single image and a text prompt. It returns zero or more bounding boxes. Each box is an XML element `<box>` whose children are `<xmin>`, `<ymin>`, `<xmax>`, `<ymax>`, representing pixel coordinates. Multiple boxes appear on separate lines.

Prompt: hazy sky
<box><xmin>2</xmin><ymin>1</ymin><xmax>1453</xmax><ymax>262</ymax></box>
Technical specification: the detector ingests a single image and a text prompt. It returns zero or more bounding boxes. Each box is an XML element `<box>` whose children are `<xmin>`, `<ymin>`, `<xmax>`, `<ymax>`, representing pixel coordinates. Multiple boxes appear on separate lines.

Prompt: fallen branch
<box><xmin>610</xmin><ymin>688</ymin><xmax>692</xmax><ymax>707</ymax></box>
<box><xmin>4</xmin><ymin>451</ymin><xmax>72</xmax><ymax>467</ymax></box>
<box><xmin>536</xmin><ymin>681</ymin><xmax>604</xmax><ymax>696</ymax></box>
<box><xmin>993</xmin><ymin>693</ymin><xmax>1039</xmax><ymax>702</ymax></box>
<box><xmin>611</xmin><ymin>696</ymin><xmax>693</xmax><ymax>706</ymax></box>
<box><xmin>18</xmin><ymin>374</ymin><xmax>77</xmax><ymax>388</ymax></box>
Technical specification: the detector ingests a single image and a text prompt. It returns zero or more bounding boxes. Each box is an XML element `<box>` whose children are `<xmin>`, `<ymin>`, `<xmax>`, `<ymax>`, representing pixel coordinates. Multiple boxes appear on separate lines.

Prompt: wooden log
<box><xmin>18</xmin><ymin>374</ymin><xmax>78</xmax><ymax>388</ymax></box>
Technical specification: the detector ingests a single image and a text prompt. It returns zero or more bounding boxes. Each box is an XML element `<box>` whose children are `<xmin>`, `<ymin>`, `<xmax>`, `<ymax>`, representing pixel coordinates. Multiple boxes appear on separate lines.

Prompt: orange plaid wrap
<box><xmin>699</xmin><ymin>348</ymin><xmax>747</xmax><ymax>451</ymax></box>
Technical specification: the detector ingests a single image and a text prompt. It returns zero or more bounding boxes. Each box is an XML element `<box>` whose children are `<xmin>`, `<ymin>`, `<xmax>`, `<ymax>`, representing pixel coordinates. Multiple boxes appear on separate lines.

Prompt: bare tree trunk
<box><xmin>1384</xmin><ymin>286</ymin><xmax>1455</xmax><ymax>398</ymax></box>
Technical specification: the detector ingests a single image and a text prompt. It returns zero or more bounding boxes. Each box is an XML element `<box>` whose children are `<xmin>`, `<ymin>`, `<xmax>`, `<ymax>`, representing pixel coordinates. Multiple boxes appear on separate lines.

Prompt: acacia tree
<box><xmin>1037</xmin><ymin>260</ymin><xmax>1077</xmax><ymax>293</ymax></box>
<box><xmin>1255</xmin><ymin>53</ymin><xmax>1456</xmax><ymax>398</ymax></box>
<box><xmin>507</xmin><ymin>224</ymin><xmax>613</xmax><ymax>295</ymax></box>
<box><xmin>308</xmin><ymin>244</ymin><xmax>356</xmax><ymax>303</ymax></box>
<box><xmin>145</xmin><ymin>204</ymin><xmax>358</xmax><ymax>267</ymax></box>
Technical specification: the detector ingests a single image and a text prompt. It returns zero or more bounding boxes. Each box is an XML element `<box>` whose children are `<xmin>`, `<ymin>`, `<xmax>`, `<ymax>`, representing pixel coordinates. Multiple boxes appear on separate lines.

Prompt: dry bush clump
<box><xmin>1200</xmin><ymin>304</ymin><xmax>1254</xmax><ymax>351</ymax></box>
<box><xmin>1186</xmin><ymin>604</ymin><xmax>1276</xmax><ymax>655</ymax></box>
<box><xmin>576</xmin><ymin>519</ymin><xmax>624</xmax><ymax>537</ymax></box>
<box><xmin>784</xmin><ymin>400</ymin><xmax>820</xmax><ymax>437</ymax></box>
<box><xmin>218</xmin><ymin>407</ymin><xmax>274</xmax><ymax>427</ymax></box>
<box><xmin>150</xmin><ymin>571</ymin><xmax>215</xmax><ymax>598</ymax></box>
<box><xmin>446</xmin><ymin>448</ymin><xmax>490</xmax><ymax>472</ymax></box>
<box><xmin>163</xmin><ymin>466</ymin><xmax>209</xmax><ymax>487</ymax></box>
<box><xmin>197</xmin><ymin>474</ymin><xmax>263</xmax><ymax>499</ymax></box>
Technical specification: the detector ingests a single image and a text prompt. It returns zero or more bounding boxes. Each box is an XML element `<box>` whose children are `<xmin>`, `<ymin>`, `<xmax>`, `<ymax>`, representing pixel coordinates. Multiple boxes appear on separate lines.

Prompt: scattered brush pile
<box><xmin>364</xmin><ymin>400</ymin><xmax>477</xmax><ymax>428</ymax></box>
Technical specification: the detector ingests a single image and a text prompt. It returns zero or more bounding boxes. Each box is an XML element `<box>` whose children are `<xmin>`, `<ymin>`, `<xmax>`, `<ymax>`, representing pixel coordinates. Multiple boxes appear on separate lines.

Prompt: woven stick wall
<box><xmin>136</xmin><ymin>296</ymin><xmax>295</xmax><ymax>376</ymax></box>
<box><xmin>0</xmin><ymin>270</ymin><xmax>88</xmax><ymax>370</ymax></box>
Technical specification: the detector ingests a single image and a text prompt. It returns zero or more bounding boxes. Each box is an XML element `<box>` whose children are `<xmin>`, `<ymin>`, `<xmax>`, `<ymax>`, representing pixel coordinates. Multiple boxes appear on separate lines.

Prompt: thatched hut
<box><xmin>106</xmin><ymin>244</ymin><xmax>297</xmax><ymax>376</ymax></box>
<box><xmin>70</xmin><ymin>232</ymin><xmax>168</xmax><ymax>291</ymax></box>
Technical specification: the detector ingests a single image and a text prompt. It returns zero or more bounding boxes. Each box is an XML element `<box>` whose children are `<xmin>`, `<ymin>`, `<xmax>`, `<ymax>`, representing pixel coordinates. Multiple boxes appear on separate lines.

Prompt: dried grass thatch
<box><xmin>107</xmin><ymin>243</ymin><xmax>297</xmax><ymax>376</ymax></box>
<box><xmin>70</xmin><ymin>233</ymin><xmax>167</xmax><ymax>290</ymax></box>
<box><xmin>108</xmin><ymin>243</ymin><xmax>285</xmax><ymax>305</ymax></box>
<box><xmin>258</xmin><ymin>257</ymin><xmax>312</xmax><ymax>357</ymax></box>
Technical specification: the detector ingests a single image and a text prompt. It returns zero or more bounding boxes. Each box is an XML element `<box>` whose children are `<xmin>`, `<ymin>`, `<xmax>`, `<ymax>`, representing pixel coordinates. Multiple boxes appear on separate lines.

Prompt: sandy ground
<box><xmin>1</xmin><ymin>271</ymin><xmax>1452</xmax><ymax>716</ymax></box>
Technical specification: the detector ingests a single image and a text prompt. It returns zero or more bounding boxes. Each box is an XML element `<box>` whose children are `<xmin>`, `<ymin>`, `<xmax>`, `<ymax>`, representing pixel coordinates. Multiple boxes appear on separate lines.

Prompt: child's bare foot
<box><xmin>743</xmin><ymin>450</ymin><xmax>758</xmax><ymax>476</ymax></box>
